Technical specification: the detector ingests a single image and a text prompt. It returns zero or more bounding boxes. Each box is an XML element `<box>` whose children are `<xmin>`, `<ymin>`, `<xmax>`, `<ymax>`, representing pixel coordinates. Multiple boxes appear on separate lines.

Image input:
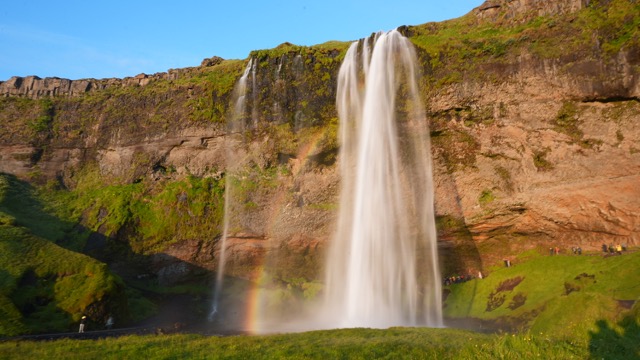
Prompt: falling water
<box><xmin>323</xmin><ymin>29</ymin><xmax>443</xmax><ymax>328</ymax></box>
<box><xmin>251</xmin><ymin>59</ymin><xmax>259</xmax><ymax>128</ymax></box>
<box><xmin>210</xmin><ymin>58</ymin><xmax>254</xmax><ymax>321</ymax></box>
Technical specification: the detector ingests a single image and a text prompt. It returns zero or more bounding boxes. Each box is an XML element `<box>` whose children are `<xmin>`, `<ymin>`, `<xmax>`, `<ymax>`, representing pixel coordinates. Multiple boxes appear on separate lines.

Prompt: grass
<box><xmin>444</xmin><ymin>250</ymin><xmax>640</xmax><ymax>343</ymax></box>
<box><xmin>0</xmin><ymin>224</ymin><xmax>126</xmax><ymax>336</ymax></box>
<box><xmin>478</xmin><ymin>189</ymin><xmax>496</xmax><ymax>206</ymax></box>
<box><xmin>532</xmin><ymin>148</ymin><xmax>553</xmax><ymax>171</ymax></box>
<box><xmin>184</xmin><ymin>59</ymin><xmax>247</xmax><ymax>123</ymax></box>
<box><xmin>0</xmin><ymin>327</ymin><xmax>593</xmax><ymax>359</ymax></box>
<box><xmin>1</xmin><ymin>249</ymin><xmax>636</xmax><ymax>358</ymax></box>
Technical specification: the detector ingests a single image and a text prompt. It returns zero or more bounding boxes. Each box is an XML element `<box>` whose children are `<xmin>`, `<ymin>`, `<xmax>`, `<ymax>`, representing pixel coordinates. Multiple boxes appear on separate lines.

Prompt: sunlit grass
<box><xmin>444</xmin><ymin>250</ymin><xmax>640</xmax><ymax>341</ymax></box>
<box><xmin>0</xmin><ymin>327</ymin><xmax>592</xmax><ymax>359</ymax></box>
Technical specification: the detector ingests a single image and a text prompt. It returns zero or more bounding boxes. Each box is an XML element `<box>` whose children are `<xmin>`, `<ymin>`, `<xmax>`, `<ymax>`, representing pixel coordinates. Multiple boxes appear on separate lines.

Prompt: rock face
<box><xmin>431</xmin><ymin>85</ymin><xmax>640</xmax><ymax>267</ymax></box>
<box><xmin>0</xmin><ymin>76</ymin><xmax>96</xmax><ymax>98</ymax></box>
<box><xmin>476</xmin><ymin>0</ymin><xmax>590</xmax><ymax>20</ymax></box>
<box><xmin>0</xmin><ymin>65</ymin><xmax>215</xmax><ymax>99</ymax></box>
<box><xmin>0</xmin><ymin>0</ymin><xmax>639</xmax><ymax>282</ymax></box>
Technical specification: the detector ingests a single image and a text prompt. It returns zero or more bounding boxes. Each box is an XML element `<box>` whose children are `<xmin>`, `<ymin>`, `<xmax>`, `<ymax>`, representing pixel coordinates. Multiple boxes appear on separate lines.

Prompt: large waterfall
<box><xmin>213</xmin><ymin>30</ymin><xmax>442</xmax><ymax>332</ymax></box>
<box><xmin>322</xmin><ymin>29</ymin><xmax>442</xmax><ymax>328</ymax></box>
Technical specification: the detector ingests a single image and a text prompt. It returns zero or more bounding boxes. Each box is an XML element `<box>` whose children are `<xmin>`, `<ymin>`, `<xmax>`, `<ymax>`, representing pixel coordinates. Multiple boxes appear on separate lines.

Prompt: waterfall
<box><xmin>251</xmin><ymin>59</ymin><xmax>259</xmax><ymax>128</ymax></box>
<box><xmin>323</xmin><ymin>29</ymin><xmax>443</xmax><ymax>328</ymax></box>
<box><xmin>214</xmin><ymin>30</ymin><xmax>442</xmax><ymax>331</ymax></box>
<box><xmin>210</xmin><ymin>58</ymin><xmax>254</xmax><ymax>321</ymax></box>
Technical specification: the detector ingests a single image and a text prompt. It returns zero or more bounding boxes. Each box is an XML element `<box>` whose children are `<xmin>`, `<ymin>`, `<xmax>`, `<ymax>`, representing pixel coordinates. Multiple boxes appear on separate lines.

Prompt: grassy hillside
<box><xmin>443</xmin><ymin>249</ymin><xmax>640</xmax><ymax>354</ymax></box>
<box><xmin>0</xmin><ymin>174</ymin><xmax>131</xmax><ymax>336</ymax></box>
<box><xmin>0</xmin><ymin>169</ymin><xmax>228</xmax><ymax>336</ymax></box>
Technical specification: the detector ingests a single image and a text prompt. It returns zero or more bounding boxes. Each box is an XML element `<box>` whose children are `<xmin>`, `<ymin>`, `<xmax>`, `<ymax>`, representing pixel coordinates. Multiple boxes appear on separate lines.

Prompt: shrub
<box><xmin>508</xmin><ymin>292</ymin><xmax>527</xmax><ymax>310</ymax></box>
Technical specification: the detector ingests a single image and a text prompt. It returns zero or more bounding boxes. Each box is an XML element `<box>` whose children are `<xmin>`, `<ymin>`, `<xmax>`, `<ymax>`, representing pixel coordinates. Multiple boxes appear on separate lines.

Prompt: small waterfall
<box><xmin>251</xmin><ymin>59</ymin><xmax>259</xmax><ymax>128</ymax></box>
<box><xmin>323</xmin><ymin>29</ymin><xmax>443</xmax><ymax>328</ymax></box>
<box><xmin>277</xmin><ymin>54</ymin><xmax>285</xmax><ymax>75</ymax></box>
<box><xmin>210</xmin><ymin>58</ymin><xmax>254</xmax><ymax>321</ymax></box>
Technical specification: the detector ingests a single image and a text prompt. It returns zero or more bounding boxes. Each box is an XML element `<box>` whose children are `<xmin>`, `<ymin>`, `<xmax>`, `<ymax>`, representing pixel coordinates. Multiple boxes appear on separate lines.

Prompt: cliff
<box><xmin>0</xmin><ymin>57</ymin><xmax>225</xmax><ymax>99</ymax></box>
<box><xmin>1</xmin><ymin>0</ymin><xmax>639</xmax><ymax>286</ymax></box>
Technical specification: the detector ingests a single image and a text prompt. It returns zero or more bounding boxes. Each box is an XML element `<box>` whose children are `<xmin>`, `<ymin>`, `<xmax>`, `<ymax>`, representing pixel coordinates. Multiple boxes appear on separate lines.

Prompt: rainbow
<box><xmin>244</xmin><ymin>128</ymin><xmax>330</xmax><ymax>334</ymax></box>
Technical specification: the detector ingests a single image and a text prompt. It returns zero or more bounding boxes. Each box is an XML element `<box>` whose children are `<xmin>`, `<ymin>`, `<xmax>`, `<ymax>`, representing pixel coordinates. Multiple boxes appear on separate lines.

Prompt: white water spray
<box><xmin>323</xmin><ymin>30</ymin><xmax>443</xmax><ymax>328</ymax></box>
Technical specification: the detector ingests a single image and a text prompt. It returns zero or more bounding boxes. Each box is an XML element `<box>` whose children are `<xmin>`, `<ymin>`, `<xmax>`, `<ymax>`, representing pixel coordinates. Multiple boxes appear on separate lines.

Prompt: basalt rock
<box><xmin>0</xmin><ymin>57</ymin><xmax>225</xmax><ymax>99</ymax></box>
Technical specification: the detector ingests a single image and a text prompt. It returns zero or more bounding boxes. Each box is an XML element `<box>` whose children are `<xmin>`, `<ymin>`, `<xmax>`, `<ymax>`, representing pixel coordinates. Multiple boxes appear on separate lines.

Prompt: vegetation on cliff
<box><xmin>411</xmin><ymin>0</ymin><xmax>640</xmax><ymax>176</ymax></box>
<box><xmin>57</xmin><ymin>166</ymin><xmax>226</xmax><ymax>254</ymax></box>
<box><xmin>411</xmin><ymin>0</ymin><xmax>640</xmax><ymax>83</ymax></box>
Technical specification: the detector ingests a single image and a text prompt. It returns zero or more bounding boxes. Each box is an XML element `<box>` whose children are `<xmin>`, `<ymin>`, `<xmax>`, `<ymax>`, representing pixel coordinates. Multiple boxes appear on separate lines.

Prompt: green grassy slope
<box><xmin>444</xmin><ymin>250</ymin><xmax>640</xmax><ymax>343</ymax></box>
<box><xmin>0</xmin><ymin>174</ymin><xmax>129</xmax><ymax>336</ymax></box>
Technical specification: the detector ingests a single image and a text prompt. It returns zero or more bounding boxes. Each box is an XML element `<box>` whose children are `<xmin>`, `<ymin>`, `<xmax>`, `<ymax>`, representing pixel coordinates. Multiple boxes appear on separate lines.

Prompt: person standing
<box><xmin>106</xmin><ymin>315</ymin><xmax>114</xmax><ymax>330</ymax></box>
<box><xmin>79</xmin><ymin>315</ymin><xmax>87</xmax><ymax>333</ymax></box>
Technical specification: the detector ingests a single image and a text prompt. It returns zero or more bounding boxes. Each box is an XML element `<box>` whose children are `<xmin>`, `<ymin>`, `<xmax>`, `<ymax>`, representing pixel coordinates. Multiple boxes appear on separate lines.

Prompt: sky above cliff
<box><xmin>0</xmin><ymin>1</ymin><xmax>484</xmax><ymax>81</ymax></box>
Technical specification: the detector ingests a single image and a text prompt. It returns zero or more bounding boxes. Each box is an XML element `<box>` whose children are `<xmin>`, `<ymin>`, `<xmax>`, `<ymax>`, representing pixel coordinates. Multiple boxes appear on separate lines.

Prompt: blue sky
<box><xmin>0</xmin><ymin>1</ymin><xmax>483</xmax><ymax>81</ymax></box>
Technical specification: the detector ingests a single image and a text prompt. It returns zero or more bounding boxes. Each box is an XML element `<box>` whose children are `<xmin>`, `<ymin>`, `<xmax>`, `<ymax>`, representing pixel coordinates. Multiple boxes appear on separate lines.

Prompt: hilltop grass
<box><xmin>409</xmin><ymin>0</ymin><xmax>640</xmax><ymax>88</ymax></box>
<box><xmin>184</xmin><ymin>59</ymin><xmax>247</xmax><ymax>123</ymax></box>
